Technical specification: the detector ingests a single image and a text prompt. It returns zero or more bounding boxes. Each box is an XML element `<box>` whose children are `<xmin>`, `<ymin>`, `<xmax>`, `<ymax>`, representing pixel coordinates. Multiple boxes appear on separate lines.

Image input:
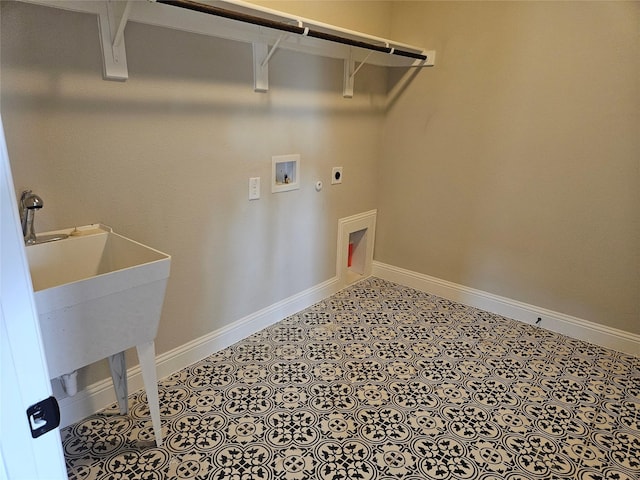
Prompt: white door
<box><xmin>0</xmin><ymin>115</ymin><xmax>68</xmax><ymax>479</ymax></box>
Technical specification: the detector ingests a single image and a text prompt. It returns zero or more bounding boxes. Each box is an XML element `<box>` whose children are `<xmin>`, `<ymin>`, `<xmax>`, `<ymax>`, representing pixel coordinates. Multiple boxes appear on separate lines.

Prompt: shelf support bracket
<box><xmin>343</xmin><ymin>61</ymin><xmax>354</xmax><ymax>98</ymax></box>
<box><xmin>97</xmin><ymin>0</ymin><xmax>131</xmax><ymax>81</ymax></box>
<box><xmin>261</xmin><ymin>34</ymin><xmax>287</xmax><ymax>68</ymax></box>
<box><xmin>253</xmin><ymin>43</ymin><xmax>269</xmax><ymax>93</ymax></box>
<box><xmin>343</xmin><ymin>50</ymin><xmax>373</xmax><ymax>98</ymax></box>
<box><xmin>253</xmin><ymin>34</ymin><xmax>287</xmax><ymax>93</ymax></box>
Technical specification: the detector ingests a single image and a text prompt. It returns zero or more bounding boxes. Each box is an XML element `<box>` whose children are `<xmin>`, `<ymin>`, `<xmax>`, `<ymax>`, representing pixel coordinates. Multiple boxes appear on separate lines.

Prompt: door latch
<box><xmin>26</xmin><ymin>396</ymin><xmax>60</xmax><ymax>438</ymax></box>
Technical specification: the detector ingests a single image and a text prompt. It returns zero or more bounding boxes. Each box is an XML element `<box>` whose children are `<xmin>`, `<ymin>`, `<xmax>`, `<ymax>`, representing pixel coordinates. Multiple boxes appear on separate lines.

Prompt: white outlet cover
<box><xmin>332</xmin><ymin>166</ymin><xmax>343</xmax><ymax>184</ymax></box>
<box><xmin>249</xmin><ymin>177</ymin><xmax>260</xmax><ymax>200</ymax></box>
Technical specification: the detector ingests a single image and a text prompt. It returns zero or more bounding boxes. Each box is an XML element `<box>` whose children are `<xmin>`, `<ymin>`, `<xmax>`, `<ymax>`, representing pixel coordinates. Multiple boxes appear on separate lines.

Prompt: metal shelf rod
<box><xmin>155</xmin><ymin>0</ymin><xmax>428</xmax><ymax>61</ymax></box>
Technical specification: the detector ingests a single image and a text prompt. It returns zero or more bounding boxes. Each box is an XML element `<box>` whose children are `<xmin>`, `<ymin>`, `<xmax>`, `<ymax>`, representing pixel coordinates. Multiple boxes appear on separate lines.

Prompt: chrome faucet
<box><xmin>20</xmin><ymin>190</ymin><xmax>43</xmax><ymax>245</ymax></box>
<box><xmin>19</xmin><ymin>190</ymin><xmax>69</xmax><ymax>245</ymax></box>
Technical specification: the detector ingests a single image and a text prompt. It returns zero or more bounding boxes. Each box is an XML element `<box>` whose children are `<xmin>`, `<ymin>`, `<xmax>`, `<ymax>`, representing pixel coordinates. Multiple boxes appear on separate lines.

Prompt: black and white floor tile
<box><xmin>62</xmin><ymin>278</ymin><xmax>640</xmax><ymax>479</ymax></box>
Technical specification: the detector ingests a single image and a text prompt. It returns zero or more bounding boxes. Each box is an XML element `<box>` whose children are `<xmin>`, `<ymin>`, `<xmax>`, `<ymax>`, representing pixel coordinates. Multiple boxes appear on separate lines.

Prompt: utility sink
<box><xmin>26</xmin><ymin>224</ymin><xmax>170</xmax><ymax>446</ymax></box>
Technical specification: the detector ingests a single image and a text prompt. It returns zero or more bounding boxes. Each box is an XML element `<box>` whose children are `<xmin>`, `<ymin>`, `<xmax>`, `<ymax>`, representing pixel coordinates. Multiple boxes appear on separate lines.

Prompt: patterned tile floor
<box><xmin>62</xmin><ymin>278</ymin><xmax>639</xmax><ymax>480</ymax></box>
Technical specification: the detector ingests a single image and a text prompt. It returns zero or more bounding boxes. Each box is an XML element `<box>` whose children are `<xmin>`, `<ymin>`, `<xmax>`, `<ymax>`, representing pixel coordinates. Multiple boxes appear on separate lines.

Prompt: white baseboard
<box><xmin>58</xmin><ymin>276</ymin><xmax>341</xmax><ymax>428</ymax></box>
<box><xmin>372</xmin><ymin>261</ymin><xmax>639</xmax><ymax>357</ymax></box>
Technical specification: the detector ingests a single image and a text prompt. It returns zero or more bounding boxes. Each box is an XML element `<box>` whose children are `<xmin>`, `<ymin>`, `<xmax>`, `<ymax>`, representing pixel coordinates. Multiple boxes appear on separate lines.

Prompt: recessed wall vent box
<box><xmin>272</xmin><ymin>154</ymin><xmax>300</xmax><ymax>193</ymax></box>
<box><xmin>337</xmin><ymin>210</ymin><xmax>377</xmax><ymax>286</ymax></box>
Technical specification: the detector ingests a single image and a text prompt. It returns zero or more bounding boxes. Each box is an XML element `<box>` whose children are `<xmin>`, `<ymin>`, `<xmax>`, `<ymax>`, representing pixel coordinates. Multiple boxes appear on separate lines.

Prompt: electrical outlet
<box><xmin>249</xmin><ymin>177</ymin><xmax>260</xmax><ymax>200</ymax></box>
<box><xmin>331</xmin><ymin>166</ymin><xmax>343</xmax><ymax>184</ymax></box>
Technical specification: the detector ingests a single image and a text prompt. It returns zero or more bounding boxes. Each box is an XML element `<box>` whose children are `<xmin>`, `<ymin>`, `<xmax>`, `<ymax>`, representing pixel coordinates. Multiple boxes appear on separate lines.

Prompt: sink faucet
<box><xmin>20</xmin><ymin>190</ymin><xmax>43</xmax><ymax>245</ymax></box>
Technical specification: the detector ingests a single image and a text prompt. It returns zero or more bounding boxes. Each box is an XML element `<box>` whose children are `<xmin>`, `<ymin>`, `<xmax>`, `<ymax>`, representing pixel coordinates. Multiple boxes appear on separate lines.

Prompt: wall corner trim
<box><xmin>57</xmin><ymin>276</ymin><xmax>341</xmax><ymax>428</ymax></box>
<box><xmin>372</xmin><ymin>261</ymin><xmax>640</xmax><ymax>357</ymax></box>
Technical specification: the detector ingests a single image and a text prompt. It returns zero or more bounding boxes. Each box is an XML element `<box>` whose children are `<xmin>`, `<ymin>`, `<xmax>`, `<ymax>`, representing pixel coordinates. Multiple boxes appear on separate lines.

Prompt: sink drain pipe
<box><xmin>60</xmin><ymin>371</ymin><xmax>79</xmax><ymax>396</ymax></box>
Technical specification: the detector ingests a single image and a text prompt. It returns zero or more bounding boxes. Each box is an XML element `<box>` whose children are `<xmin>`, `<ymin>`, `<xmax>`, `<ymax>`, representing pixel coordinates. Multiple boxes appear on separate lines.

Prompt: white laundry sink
<box><xmin>26</xmin><ymin>224</ymin><xmax>170</xmax><ymax>446</ymax></box>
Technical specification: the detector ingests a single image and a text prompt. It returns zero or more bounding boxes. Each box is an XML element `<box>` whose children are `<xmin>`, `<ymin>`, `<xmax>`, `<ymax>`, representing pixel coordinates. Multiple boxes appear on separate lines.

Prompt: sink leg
<box><xmin>108</xmin><ymin>351</ymin><xmax>128</xmax><ymax>415</ymax></box>
<box><xmin>136</xmin><ymin>341</ymin><xmax>162</xmax><ymax>447</ymax></box>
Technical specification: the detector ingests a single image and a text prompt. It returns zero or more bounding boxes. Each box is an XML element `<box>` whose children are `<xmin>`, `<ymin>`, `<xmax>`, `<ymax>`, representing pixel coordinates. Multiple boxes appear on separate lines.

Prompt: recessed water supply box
<box><xmin>272</xmin><ymin>154</ymin><xmax>300</xmax><ymax>193</ymax></box>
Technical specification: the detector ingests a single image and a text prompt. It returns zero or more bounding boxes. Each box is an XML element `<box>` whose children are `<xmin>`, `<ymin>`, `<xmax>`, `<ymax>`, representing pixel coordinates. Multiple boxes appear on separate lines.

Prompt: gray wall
<box><xmin>377</xmin><ymin>1</ymin><xmax>639</xmax><ymax>334</ymax></box>
<box><xmin>1</xmin><ymin>1</ymin><xmax>385</xmax><ymax>388</ymax></box>
<box><xmin>2</xmin><ymin>0</ymin><xmax>638</xmax><ymax>399</ymax></box>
